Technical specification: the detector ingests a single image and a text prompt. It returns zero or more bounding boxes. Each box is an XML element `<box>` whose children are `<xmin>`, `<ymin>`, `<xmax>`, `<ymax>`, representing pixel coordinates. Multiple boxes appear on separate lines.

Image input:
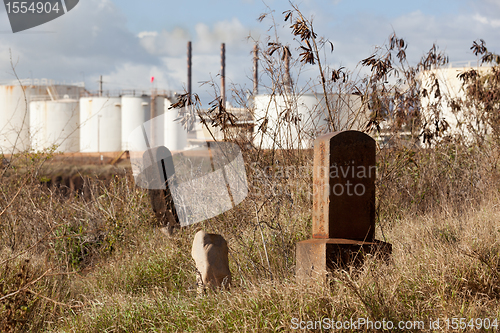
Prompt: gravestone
<box><xmin>192</xmin><ymin>230</ymin><xmax>231</xmax><ymax>292</ymax></box>
<box><xmin>296</xmin><ymin>131</ymin><xmax>391</xmax><ymax>282</ymax></box>
<box><xmin>142</xmin><ymin>146</ymin><xmax>180</xmax><ymax>235</ymax></box>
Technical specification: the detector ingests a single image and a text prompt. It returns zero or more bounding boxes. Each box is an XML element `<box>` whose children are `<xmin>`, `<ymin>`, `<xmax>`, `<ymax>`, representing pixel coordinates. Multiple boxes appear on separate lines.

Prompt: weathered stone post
<box><xmin>296</xmin><ymin>131</ymin><xmax>391</xmax><ymax>282</ymax></box>
<box><xmin>142</xmin><ymin>146</ymin><xmax>180</xmax><ymax>235</ymax></box>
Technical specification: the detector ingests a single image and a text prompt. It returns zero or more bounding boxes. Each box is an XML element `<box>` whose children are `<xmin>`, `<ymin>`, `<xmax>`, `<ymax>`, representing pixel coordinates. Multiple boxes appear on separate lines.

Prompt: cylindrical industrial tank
<box><xmin>0</xmin><ymin>83</ymin><xmax>84</xmax><ymax>153</ymax></box>
<box><xmin>253</xmin><ymin>93</ymin><xmax>329</xmax><ymax>149</ymax></box>
<box><xmin>0</xmin><ymin>85</ymin><xmax>30</xmax><ymax>153</ymax></box>
<box><xmin>30</xmin><ymin>99</ymin><xmax>80</xmax><ymax>152</ymax></box>
<box><xmin>253</xmin><ymin>93</ymin><xmax>365</xmax><ymax>149</ymax></box>
<box><xmin>130</xmin><ymin>95</ymin><xmax>165</xmax><ymax>152</ymax></box>
<box><xmin>121</xmin><ymin>95</ymin><xmax>150</xmax><ymax>151</ymax></box>
<box><xmin>164</xmin><ymin>97</ymin><xmax>188</xmax><ymax>151</ymax></box>
<box><xmin>152</xmin><ymin>95</ymin><xmax>164</xmax><ymax>148</ymax></box>
<box><xmin>0</xmin><ymin>85</ymin><xmax>48</xmax><ymax>153</ymax></box>
<box><xmin>80</xmin><ymin>97</ymin><xmax>122</xmax><ymax>152</ymax></box>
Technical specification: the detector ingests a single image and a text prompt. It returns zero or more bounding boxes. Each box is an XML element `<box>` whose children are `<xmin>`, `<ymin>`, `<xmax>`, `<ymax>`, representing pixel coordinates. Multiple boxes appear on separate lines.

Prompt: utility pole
<box><xmin>99</xmin><ymin>75</ymin><xmax>103</xmax><ymax>97</ymax></box>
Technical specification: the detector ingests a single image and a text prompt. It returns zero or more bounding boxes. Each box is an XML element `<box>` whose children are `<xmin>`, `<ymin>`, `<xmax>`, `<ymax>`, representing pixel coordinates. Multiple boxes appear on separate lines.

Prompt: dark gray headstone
<box><xmin>312</xmin><ymin>131</ymin><xmax>376</xmax><ymax>241</ymax></box>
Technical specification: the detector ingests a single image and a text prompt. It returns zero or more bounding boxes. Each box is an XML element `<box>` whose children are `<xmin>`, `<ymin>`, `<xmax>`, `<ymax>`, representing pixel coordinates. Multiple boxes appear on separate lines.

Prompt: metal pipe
<box><xmin>46</xmin><ymin>87</ymin><xmax>54</xmax><ymax>101</ymax></box>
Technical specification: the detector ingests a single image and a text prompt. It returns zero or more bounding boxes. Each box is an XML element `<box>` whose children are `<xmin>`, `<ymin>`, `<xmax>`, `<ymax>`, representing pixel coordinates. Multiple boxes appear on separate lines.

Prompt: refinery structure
<box><xmin>0</xmin><ymin>43</ymin><xmax>372</xmax><ymax>156</ymax></box>
<box><xmin>0</xmin><ymin>62</ymin><xmax>487</xmax><ymax>155</ymax></box>
<box><xmin>0</xmin><ymin>79</ymin><xmax>193</xmax><ymax>155</ymax></box>
<box><xmin>0</xmin><ymin>80</ymin><xmax>360</xmax><ymax>155</ymax></box>
<box><xmin>0</xmin><ymin>38</ymin><xmax>490</xmax><ymax>156</ymax></box>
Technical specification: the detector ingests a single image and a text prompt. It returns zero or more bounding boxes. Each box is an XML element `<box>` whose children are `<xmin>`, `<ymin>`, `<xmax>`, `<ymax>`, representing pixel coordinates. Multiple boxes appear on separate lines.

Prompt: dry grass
<box><xmin>0</xmin><ymin>140</ymin><xmax>500</xmax><ymax>332</ymax></box>
<box><xmin>58</xmin><ymin>193</ymin><xmax>500</xmax><ymax>333</ymax></box>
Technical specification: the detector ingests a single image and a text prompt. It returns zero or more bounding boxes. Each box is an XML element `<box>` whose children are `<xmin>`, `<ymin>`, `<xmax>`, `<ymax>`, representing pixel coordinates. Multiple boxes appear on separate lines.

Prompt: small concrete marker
<box><xmin>192</xmin><ymin>230</ymin><xmax>231</xmax><ymax>292</ymax></box>
<box><xmin>296</xmin><ymin>131</ymin><xmax>392</xmax><ymax>282</ymax></box>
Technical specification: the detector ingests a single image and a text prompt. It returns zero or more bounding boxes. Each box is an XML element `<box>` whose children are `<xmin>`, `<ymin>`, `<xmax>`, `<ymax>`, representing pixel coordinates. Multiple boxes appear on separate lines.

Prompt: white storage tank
<box><xmin>164</xmin><ymin>97</ymin><xmax>188</xmax><ymax>151</ymax></box>
<box><xmin>30</xmin><ymin>99</ymin><xmax>80</xmax><ymax>152</ymax></box>
<box><xmin>80</xmin><ymin>97</ymin><xmax>122</xmax><ymax>152</ymax></box>
<box><xmin>253</xmin><ymin>94</ymin><xmax>328</xmax><ymax>149</ymax></box>
<box><xmin>128</xmin><ymin>95</ymin><xmax>164</xmax><ymax>153</ymax></box>
<box><xmin>121</xmin><ymin>95</ymin><xmax>150</xmax><ymax>151</ymax></box>
<box><xmin>0</xmin><ymin>85</ymin><xmax>31</xmax><ymax>153</ymax></box>
<box><xmin>253</xmin><ymin>93</ymin><xmax>366</xmax><ymax>149</ymax></box>
<box><xmin>0</xmin><ymin>83</ymin><xmax>84</xmax><ymax>153</ymax></box>
<box><xmin>419</xmin><ymin>64</ymin><xmax>492</xmax><ymax>143</ymax></box>
<box><xmin>123</xmin><ymin>95</ymin><xmax>188</xmax><ymax>156</ymax></box>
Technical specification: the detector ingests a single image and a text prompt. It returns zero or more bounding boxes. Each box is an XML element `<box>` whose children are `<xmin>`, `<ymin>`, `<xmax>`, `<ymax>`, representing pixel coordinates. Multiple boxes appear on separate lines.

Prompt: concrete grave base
<box><xmin>296</xmin><ymin>238</ymin><xmax>392</xmax><ymax>283</ymax></box>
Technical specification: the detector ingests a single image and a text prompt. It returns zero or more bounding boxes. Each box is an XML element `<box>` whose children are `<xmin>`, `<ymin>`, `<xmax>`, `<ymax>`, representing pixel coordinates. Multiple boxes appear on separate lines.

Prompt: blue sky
<box><xmin>0</xmin><ymin>0</ymin><xmax>499</xmax><ymax>104</ymax></box>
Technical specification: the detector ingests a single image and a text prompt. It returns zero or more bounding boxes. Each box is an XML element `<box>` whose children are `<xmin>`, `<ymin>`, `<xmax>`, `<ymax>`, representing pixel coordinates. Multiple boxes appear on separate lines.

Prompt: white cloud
<box><xmin>473</xmin><ymin>14</ymin><xmax>500</xmax><ymax>28</ymax></box>
<box><xmin>309</xmin><ymin>7</ymin><xmax>500</xmax><ymax>75</ymax></box>
<box><xmin>137</xmin><ymin>18</ymin><xmax>258</xmax><ymax>58</ymax></box>
<box><xmin>470</xmin><ymin>0</ymin><xmax>500</xmax><ymax>16</ymax></box>
<box><xmin>0</xmin><ymin>0</ymin><xmax>158</xmax><ymax>84</ymax></box>
<box><xmin>137</xmin><ymin>31</ymin><xmax>158</xmax><ymax>38</ymax></box>
<box><xmin>131</xmin><ymin>17</ymin><xmax>259</xmax><ymax>103</ymax></box>
<box><xmin>138</xmin><ymin>28</ymin><xmax>191</xmax><ymax>57</ymax></box>
<box><xmin>389</xmin><ymin>10</ymin><xmax>500</xmax><ymax>62</ymax></box>
<box><xmin>195</xmin><ymin>19</ymin><xmax>249</xmax><ymax>53</ymax></box>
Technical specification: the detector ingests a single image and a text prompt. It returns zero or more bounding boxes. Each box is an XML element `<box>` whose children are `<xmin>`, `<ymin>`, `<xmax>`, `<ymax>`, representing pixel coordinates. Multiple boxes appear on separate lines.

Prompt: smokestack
<box><xmin>221</xmin><ymin>43</ymin><xmax>225</xmax><ymax>109</ymax></box>
<box><xmin>187</xmin><ymin>41</ymin><xmax>192</xmax><ymax>101</ymax></box>
<box><xmin>284</xmin><ymin>47</ymin><xmax>291</xmax><ymax>93</ymax></box>
<box><xmin>253</xmin><ymin>44</ymin><xmax>258</xmax><ymax>96</ymax></box>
